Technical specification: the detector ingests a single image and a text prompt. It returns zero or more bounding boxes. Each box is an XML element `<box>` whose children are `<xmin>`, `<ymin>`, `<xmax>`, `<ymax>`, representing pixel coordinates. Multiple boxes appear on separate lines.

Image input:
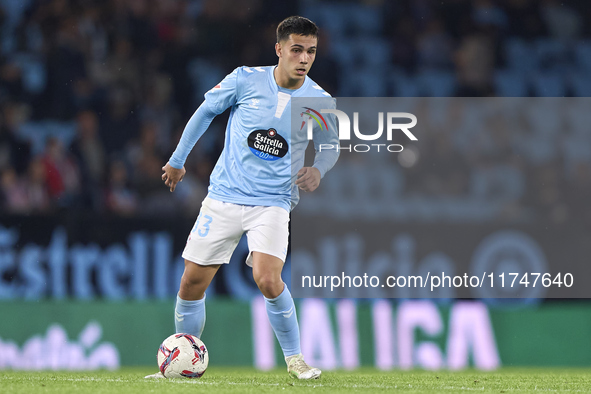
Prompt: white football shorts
<box><xmin>182</xmin><ymin>196</ymin><xmax>289</xmax><ymax>266</ymax></box>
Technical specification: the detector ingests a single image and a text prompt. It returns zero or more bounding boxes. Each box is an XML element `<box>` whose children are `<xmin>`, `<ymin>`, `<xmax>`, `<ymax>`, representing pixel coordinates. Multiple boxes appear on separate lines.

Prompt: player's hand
<box><xmin>295</xmin><ymin>167</ymin><xmax>321</xmax><ymax>192</ymax></box>
<box><xmin>161</xmin><ymin>162</ymin><xmax>186</xmax><ymax>192</ymax></box>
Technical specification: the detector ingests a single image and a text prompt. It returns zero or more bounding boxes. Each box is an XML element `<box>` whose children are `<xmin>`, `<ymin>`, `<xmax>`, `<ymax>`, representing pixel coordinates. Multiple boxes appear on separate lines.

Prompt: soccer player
<box><xmin>146</xmin><ymin>16</ymin><xmax>339</xmax><ymax>379</ymax></box>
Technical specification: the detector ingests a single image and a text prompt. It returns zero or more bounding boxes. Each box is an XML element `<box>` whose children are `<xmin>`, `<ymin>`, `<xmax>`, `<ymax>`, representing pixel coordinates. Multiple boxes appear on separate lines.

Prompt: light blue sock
<box><xmin>174</xmin><ymin>294</ymin><xmax>206</xmax><ymax>338</ymax></box>
<box><xmin>265</xmin><ymin>284</ymin><xmax>301</xmax><ymax>357</ymax></box>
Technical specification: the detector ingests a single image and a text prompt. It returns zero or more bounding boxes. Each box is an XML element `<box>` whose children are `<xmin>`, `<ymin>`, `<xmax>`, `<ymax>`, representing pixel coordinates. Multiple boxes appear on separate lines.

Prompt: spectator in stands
<box><xmin>25</xmin><ymin>157</ymin><xmax>51</xmax><ymax>213</ymax></box>
<box><xmin>0</xmin><ymin>103</ymin><xmax>31</xmax><ymax>175</ymax></box>
<box><xmin>41</xmin><ymin>137</ymin><xmax>81</xmax><ymax>206</ymax></box>
<box><xmin>0</xmin><ymin>167</ymin><xmax>29</xmax><ymax>213</ymax></box>
<box><xmin>70</xmin><ymin>110</ymin><xmax>105</xmax><ymax>209</ymax></box>
<box><xmin>43</xmin><ymin>17</ymin><xmax>87</xmax><ymax>120</ymax></box>
<box><xmin>105</xmin><ymin>158</ymin><xmax>138</xmax><ymax>216</ymax></box>
<box><xmin>100</xmin><ymin>85</ymin><xmax>139</xmax><ymax>156</ymax></box>
<box><xmin>454</xmin><ymin>33</ymin><xmax>495</xmax><ymax>96</ymax></box>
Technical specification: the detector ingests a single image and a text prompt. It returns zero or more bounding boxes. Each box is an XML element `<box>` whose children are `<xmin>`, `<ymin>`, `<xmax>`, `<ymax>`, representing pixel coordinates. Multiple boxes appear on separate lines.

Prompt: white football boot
<box><xmin>286</xmin><ymin>354</ymin><xmax>321</xmax><ymax>379</ymax></box>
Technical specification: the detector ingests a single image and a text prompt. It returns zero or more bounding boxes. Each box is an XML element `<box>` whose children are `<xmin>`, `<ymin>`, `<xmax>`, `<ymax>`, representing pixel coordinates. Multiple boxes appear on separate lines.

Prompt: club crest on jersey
<box><xmin>247</xmin><ymin>128</ymin><xmax>288</xmax><ymax>161</ymax></box>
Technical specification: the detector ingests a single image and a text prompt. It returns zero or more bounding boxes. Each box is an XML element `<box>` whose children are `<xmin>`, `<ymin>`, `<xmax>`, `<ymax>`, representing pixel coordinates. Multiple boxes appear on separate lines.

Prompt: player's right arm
<box><xmin>162</xmin><ymin>68</ymin><xmax>241</xmax><ymax>192</ymax></box>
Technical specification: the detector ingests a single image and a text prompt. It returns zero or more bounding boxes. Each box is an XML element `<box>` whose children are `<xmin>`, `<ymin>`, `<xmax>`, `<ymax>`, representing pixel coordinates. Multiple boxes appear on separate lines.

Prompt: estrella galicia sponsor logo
<box><xmin>248</xmin><ymin>128</ymin><xmax>288</xmax><ymax>161</ymax></box>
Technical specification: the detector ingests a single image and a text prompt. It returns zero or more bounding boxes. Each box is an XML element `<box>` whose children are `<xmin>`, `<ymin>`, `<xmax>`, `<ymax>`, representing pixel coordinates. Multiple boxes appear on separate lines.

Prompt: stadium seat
<box><xmin>530</xmin><ymin>72</ymin><xmax>566</xmax><ymax>97</ymax></box>
<box><xmin>340</xmin><ymin>67</ymin><xmax>388</xmax><ymax>97</ymax></box>
<box><xmin>504</xmin><ymin>38</ymin><xmax>537</xmax><ymax>72</ymax></box>
<box><xmin>391</xmin><ymin>69</ymin><xmax>420</xmax><ymax>97</ymax></box>
<box><xmin>574</xmin><ymin>41</ymin><xmax>591</xmax><ymax>71</ymax></box>
<box><xmin>535</xmin><ymin>38</ymin><xmax>568</xmax><ymax>70</ymax></box>
<box><xmin>330</xmin><ymin>40</ymin><xmax>356</xmax><ymax>66</ymax></box>
<box><xmin>494</xmin><ymin>70</ymin><xmax>529</xmax><ymax>97</ymax></box>
<box><xmin>347</xmin><ymin>4</ymin><xmax>382</xmax><ymax>35</ymax></box>
<box><xmin>331</xmin><ymin>37</ymin><xmax>391</xmax><ymax>69</ymax></box>
<box><xmin>352</xmin><ymin>37</ymin><xmax>391</xmax><ymax>67</ymax></box>
<box><xmin>416</xmin><ymin>71</ymin><xmax>457</xmax><ymax>97</ymax></box>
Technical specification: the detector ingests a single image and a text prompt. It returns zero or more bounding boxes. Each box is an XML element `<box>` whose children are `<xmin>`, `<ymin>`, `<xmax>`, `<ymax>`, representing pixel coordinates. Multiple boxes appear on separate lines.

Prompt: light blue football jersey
<box><xmin>169</xmin><ymin>65</ymin><xmax>339</xmax><ymax>212</ymax></box>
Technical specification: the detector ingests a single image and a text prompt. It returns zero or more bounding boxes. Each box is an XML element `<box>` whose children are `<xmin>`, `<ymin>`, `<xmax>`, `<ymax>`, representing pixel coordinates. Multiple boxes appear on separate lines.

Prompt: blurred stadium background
<box><xmin>1</xmin><ymin>0</ymin><xmax>591</xmax><ymax>371</ymax></box>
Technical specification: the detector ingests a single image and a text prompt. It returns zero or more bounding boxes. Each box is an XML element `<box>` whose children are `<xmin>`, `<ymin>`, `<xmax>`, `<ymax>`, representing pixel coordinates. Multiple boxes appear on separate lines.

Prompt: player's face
<box><xmin>275</xmin><ymin>34</ymin><xmax>317</xmax><ymax>86</ymax></box>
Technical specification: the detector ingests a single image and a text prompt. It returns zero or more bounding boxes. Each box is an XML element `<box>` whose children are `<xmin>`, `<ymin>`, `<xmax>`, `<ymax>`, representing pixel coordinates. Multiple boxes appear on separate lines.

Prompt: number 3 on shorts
<box><xmin>192</xmin><ymin>213</ymin><xmax>213</xmax><ymax>237</ymax></box>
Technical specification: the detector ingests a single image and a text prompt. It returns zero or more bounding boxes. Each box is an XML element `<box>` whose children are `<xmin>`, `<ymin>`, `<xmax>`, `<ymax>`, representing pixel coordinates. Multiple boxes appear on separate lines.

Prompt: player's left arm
<box><xmin>296</xmin><ymin>97</ymin><xmax>339</xmax><ymax>192</ymax></box>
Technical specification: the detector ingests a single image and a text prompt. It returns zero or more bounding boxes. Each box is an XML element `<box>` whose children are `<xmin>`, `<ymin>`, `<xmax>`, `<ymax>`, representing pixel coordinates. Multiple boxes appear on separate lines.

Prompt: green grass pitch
<box><xmin>2</xmin><ymin>367</ymin><xmax>591</xmax><ymax>393</ymax></box>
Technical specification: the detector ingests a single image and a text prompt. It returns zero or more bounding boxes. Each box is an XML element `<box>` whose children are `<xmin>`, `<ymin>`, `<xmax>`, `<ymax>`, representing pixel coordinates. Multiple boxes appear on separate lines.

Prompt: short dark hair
<box><xmin>276</xmin><ymin>16</ymin><xmax>318</xmax><ymax>43</ymax></box>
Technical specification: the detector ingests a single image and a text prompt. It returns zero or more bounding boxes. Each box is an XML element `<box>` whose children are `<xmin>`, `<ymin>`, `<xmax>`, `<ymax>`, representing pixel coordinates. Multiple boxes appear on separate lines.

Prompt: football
<box><xmin>157</xmin><ymin>333</ymin><xmax>209</xmax><ymax>378</ymax></box>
